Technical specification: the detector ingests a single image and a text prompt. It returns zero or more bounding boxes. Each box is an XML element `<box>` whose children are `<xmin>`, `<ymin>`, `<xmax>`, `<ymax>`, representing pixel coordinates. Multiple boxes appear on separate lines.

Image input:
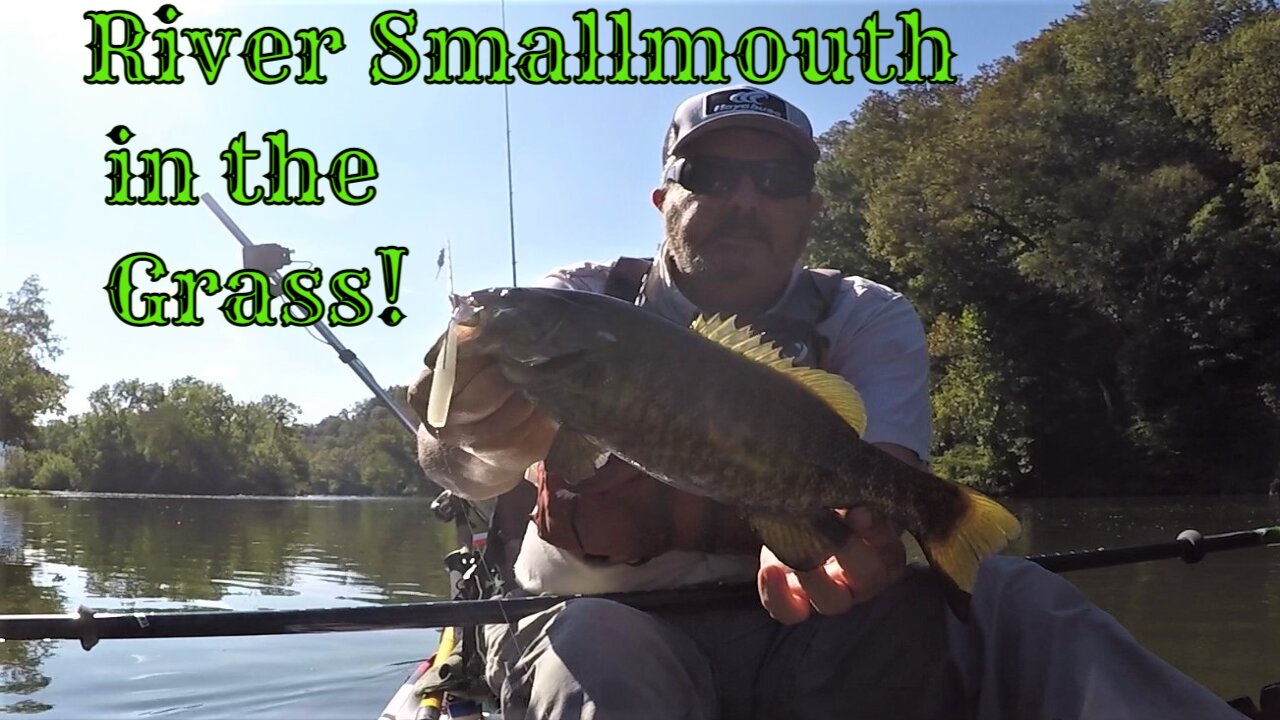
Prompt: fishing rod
<box><xmin>1029</xmin><ymin>525</ymin><xmax>1278</xmax><ymax>573</ymax></box>
<box><xmin>199</xmin><ymin>195</ymin><xmax>495</xmax><ymax>717</ymax></box>
<box><xmin>4</xmin><ymin>523</ymin><xmax>1275</xmax><ymax>648</ymax></box>
<box><xmin>200</xmin><ymin>193</ymin><xmax>418</xmax><ymax>436</ymax></box>
<box><xmin>500</xmin><ymin>0</ymin><xmax>518</xmax><ymax>287</ymax></box>
<box><xmin>201</xmin><ymin>191</ymin><xmax>490</xmax><ymax>590</ymax></box>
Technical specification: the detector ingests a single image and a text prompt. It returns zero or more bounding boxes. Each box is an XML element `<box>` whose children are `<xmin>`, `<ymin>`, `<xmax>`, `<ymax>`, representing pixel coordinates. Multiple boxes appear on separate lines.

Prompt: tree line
<box><xmin>3</xmin><ymin>0</ymin><xmax>1277</xmax><ymax>496</ymax></box>
<box><xmin>808</xmin><ymin>0</ymin><xmax>1279</xmax><ymax>494</ymax></box>
<box><xmin>0</xmin><ymin>373</ymin><xmax>427</xmax><ymax>496</ymax></box>
<box><xmin>0</xmin><ymin>274</ymin><xmax>427</xmax><ymax>497</ymax></box>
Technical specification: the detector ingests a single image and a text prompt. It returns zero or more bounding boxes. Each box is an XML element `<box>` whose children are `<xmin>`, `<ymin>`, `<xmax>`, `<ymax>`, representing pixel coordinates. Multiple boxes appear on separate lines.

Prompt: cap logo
<box><xmin>704</xmin><ymin>88</ymin><xmax>787</xmax><ymax>120</ymax></box>
<box><xmin>729</xmin><ymin>89</ymin><xmax>772</xmax><ymax>105</ymax></box>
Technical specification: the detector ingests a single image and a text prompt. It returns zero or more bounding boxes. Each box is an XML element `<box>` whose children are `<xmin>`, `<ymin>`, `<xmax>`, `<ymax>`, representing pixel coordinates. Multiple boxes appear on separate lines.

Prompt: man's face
<box><xmin>654</xmin><ymin>127</ymin><xmax>822</xmax><ymax>291</ymax></box>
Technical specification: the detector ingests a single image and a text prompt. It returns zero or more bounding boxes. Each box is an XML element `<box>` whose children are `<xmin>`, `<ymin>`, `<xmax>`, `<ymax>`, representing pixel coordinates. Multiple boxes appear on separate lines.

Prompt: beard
<box><xmin>663</xmin><ymin>199</ymin><xmax>769</xmax><ymax>282</ymax></box>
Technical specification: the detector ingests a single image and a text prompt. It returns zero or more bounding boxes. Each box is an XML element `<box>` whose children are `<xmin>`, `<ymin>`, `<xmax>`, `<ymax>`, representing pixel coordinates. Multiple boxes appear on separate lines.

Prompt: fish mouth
<box><xmin>450</xmin><ymin>289</ymin><xmax>508</xmax><ymax>327</ymax></box>
<box><xmin>447</xmin><ymin>289</ymin><xmax>569</xmax><ymax>363</ymax></box>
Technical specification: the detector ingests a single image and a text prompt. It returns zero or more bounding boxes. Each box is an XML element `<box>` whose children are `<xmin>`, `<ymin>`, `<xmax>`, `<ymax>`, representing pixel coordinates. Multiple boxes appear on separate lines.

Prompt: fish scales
<box><xmin>444</xmin><ymin>287</ymin><xmax>1022</xmax><ymax>603</ymax></box>
<box><xmin>526</xmin><ymin>306</ymin><xmax>910</xmax><ymax>517</ymax></box>
<box><xmin>481</xmin><ymin>293</ymin><xmax>924</xmax><ymax>516</ymax></box>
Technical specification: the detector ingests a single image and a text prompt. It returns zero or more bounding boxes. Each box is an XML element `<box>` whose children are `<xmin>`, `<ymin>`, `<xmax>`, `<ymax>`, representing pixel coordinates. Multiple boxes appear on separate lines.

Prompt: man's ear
<box><xmin>651</xmin><ymin>186</ymin><xmax>666</xmax><ymax>211</ymax></box>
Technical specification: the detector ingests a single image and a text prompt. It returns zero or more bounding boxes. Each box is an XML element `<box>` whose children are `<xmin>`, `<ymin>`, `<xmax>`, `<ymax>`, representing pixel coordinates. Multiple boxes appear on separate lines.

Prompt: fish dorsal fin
<box><xmin>691</xmin><ymin>314</ymin><xmax>794</xmax><ymax>371</ymax></box>
<box><xmin>691</xmin><ymin>314</ymin><xmax>868</xmax><ymax>435</ymax></box>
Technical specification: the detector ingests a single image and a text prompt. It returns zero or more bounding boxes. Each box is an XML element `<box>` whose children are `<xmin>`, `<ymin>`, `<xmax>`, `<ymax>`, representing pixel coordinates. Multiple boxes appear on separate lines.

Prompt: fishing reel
<box><xmin>443</xmin><ymin>547</ymin><xmax>486</xmax><ymax>602</ymax></box>
<box><xmin>242</xmin><ymin>243</ymin><xmax>293</xmax><ymax>274</ymax></box>
<box><xmin>433</xmin><ymin>490</ymin><xmax>504</xmax><ymax>601</ymax></box>
<box><xmin>442</xmin><ymin>539</ymin><xmax>506</xmax><ymax>602</ymax></box>
<box><xmin>242</xmin><ymin>243</ymin><xmax>294</xmax><ymax>298</ymax></box>
<box><xmin>430</xmin><ymin>490</ymin><xmax>461</xmax><ymax>522</ymax></box>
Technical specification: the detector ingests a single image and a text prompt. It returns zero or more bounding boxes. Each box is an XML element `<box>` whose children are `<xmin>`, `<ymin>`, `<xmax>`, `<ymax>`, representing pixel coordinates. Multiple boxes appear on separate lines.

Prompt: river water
<box><xmin>1</xmin><ymin>494</ymin><xmax>1277</xmax><ymax>717</ymax></box>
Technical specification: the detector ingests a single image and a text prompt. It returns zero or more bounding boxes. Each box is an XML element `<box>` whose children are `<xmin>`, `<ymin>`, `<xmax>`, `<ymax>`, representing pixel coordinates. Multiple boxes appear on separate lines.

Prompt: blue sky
<box><xmin>1</xmin><ymin>0</ymin><xmax>1075</xmax><ymax>425</ymax></box>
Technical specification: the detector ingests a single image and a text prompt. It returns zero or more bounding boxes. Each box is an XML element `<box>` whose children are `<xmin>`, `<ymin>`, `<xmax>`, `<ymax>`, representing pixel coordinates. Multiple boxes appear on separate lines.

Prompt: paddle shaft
<box><xmin>1028</xmin><ymin>526</ymin><xmax>1277</xmax><ymax>573</ymax></box>
<box><xmin>2</xmin><ymin>524</ymin><xmax>1275</xmax><ymax>646</ymax></box>
<box><xmin>0</xmin><ymin>585</ymin><xmax>760</xmax><ymax>646</ymax></box>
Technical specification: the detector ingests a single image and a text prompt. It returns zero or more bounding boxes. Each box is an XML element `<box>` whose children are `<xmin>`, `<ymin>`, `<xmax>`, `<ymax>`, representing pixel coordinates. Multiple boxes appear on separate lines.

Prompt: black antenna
<box><xmin>501</xmin><ymin>0</ymin><xmax>518</xmax><ymax>286</ymax></box>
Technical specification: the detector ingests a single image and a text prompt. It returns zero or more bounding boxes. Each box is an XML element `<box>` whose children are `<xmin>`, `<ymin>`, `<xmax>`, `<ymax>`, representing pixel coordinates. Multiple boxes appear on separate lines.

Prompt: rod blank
<box><xmin>2</xmin><ymin>525</ymin><xmax>1274</xmax><ymax>648</ymax></box>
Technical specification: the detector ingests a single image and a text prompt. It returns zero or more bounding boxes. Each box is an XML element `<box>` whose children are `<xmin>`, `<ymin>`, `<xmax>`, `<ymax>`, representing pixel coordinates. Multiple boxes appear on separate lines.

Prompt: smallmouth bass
<box><xmin>426</xmin><ymin>286</ymin><xmax>1021</xmax><ymax>611</ymax></box>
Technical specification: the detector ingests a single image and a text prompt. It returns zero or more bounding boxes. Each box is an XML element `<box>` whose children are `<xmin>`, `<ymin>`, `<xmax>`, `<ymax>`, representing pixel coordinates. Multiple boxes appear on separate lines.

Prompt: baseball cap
<box><xmin>662</xmin><ymin>85</ymin><xmax>821</xmax><ymax>165</ymax></box>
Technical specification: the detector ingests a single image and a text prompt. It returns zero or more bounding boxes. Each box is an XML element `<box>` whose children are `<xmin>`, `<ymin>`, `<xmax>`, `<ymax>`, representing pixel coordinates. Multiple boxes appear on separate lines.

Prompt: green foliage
<box><xmin>30</xmin><ymin>452</ymin><xmax>79</xmax><ymax>491</ymax></box>
<box><xmin>0</xmin><ymin>277</ymin><xmax>68</xmax><ymax>446</ymax></box>
<box><xmin>302</xmin><ymin>386</ymin><xmax>431</xmax><ymax>496</ymax></box>
<box><xmin>2</xmin><ymin>379</ymin><xmax>428</xmax><ymax>497</ymax></box>
<box><xmin>1</xmin><ymin>448</ymin><xmax>36</xmax><ymax>489</ymax></box>
<box><xmin>4</xmin><ymin>379</ymin><xmax>311</xmax><ymax>495</ymax></box>
<box><xmin>926</xmin><ymin>308</ymin><xmax>1029</xmax><ymax>493</ymax></box>
<box><xmin>810</xmin><ymin>0</ymin><xmax>1280</xmax><ymax>494</ymax></box>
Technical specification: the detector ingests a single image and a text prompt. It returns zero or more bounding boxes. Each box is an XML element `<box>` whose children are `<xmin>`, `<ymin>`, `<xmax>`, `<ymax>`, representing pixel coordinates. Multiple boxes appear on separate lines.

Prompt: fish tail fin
<box><xmin>919</xmin><ymin>487</ymin><xmax>1021</xmax><ymax>620</ymax></box>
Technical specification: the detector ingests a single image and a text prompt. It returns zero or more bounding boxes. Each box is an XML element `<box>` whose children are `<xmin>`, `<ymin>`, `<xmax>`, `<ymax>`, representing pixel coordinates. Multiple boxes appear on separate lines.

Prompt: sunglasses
<box><xmin>663</xmin><ymin>156</ymin><xmax>815</xmax><ymax>199</ymax></box>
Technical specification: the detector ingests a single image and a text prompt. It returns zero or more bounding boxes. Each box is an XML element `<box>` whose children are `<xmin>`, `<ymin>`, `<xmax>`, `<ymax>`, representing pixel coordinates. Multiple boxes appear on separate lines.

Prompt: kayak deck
<box><xmin>377</xmin><ymin>657</ymin><xmax>499</xmax><ymax>720</ymax></box>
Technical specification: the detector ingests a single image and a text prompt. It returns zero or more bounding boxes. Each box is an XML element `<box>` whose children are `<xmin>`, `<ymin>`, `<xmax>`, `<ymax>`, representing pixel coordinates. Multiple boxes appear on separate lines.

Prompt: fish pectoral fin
<box><xmin>544</xmin><ymin>429</ymin><xmax>611</xmax><ymax>485</ymax></box>
<box><xmin>749</xmin><ymin>510</ymin><xmax>850</xmax><ymax>572</ymax></box>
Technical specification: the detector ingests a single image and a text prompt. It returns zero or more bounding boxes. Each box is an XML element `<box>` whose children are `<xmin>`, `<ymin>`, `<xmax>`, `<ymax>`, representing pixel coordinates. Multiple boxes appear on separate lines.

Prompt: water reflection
<box><xmin>1004</xmin><ymin>495</ymin><xmax>1280</xmax><ymax>701</ymax></box>
<box><xmin>6</xmin><ymin>496</ymin><xmax>454</xmax><ymax>611</ymax></box>
<box><xmin>2</xmin><ymin>495</ymin><xmax>458</xmax><ymax>716</ymax></box>
<box><xmin>1</xmin><ymin>509</ymin><xmax>63</xmax><ymax>716</ymax></box>
<box><xmin>0</xmin><ymin>494</ymin><xmax>1276</xmax><ymax>717</ymax></box>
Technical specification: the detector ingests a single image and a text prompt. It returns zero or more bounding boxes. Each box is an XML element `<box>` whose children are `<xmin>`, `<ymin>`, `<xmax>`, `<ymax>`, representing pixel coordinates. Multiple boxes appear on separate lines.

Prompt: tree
<box><xmin>303</xmin><ymin>386</ymin><xmax>428</xmax><ymax>496</ymax></box>
<box><xmin>31</xmin><ymin>451</ymin><xmax>80</xmax><ymax>491</ymax></box>
<box><xmin>229</xmin><ymin>394</ymin><xmax>309</xmax><ymax>495</ymax></box>
<box><xmin>72</xmin><ymin>382</ymin><xmax>159</xmax><ymax>492</ymax></box>
<box><xmin>809</xmin><ymin>0</ymin><xmax>1280</xmax><ymax>494</ymax></box>
<box><xmin>0</xmin><ymin>277</ymin><xmax>68</xmax><ymax>446</ymax></box>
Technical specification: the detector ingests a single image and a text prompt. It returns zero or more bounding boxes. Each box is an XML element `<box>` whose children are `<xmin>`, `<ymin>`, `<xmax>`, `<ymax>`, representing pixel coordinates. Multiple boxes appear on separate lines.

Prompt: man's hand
<box><xmin>756</xmin><ymin>506</ymin><xmax>908</xmax><ymax>624</ymax></box>
<box><xmin>408</xmin><ymin>324</ymin><xmax>557</xmax><ymax>476</ymax></box>
<box><xmin>756</xmin><ymin>443</ymin><xmax>922</xmax><ymax>623</ymax></box>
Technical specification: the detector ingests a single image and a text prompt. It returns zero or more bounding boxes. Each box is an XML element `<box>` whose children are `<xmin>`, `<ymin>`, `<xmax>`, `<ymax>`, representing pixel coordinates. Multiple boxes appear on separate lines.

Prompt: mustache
<box><xmin>713</xmin><ymin>215</ymin><xmax>767</xmax><ymax>239</ymax></box>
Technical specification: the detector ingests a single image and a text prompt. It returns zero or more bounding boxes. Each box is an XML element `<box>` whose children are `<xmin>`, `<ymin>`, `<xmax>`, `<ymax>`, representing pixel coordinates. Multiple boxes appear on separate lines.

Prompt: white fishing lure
<box><xmin>426</xmin><ymin>239</ymin><xmax>458</xmax><ymax>429</ymax></box>
<box><xmin>425</xmin><ymin>319</ymin><xmax>457</xmax><ymax>429</ymax></box>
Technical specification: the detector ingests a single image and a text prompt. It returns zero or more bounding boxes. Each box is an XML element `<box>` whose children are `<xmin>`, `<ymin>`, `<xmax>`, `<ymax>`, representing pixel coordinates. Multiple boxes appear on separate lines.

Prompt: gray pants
<box><xmin>947</xmin><ymin>557</ymin><xmax>1244</xmax><ymax>720</ymax></box>
<box><xmin>482</xmin><ymin>558</ymin><xmax>1241</xmax><ymax>720</ymax></box>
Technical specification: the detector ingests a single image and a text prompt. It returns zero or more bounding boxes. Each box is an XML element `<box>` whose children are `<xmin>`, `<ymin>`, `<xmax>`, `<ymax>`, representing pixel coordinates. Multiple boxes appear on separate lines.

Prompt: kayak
<box><xmin>376</xmin><ymin>654</ymin><xmax>497</xmax><ymax>720</ymax></box>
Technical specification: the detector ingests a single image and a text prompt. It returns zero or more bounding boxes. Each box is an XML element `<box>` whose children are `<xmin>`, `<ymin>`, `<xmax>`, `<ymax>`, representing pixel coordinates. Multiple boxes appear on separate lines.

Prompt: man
<box><xmin>410</xmin><ymin>86</ymin><xmax>1243</xmax><ymax>720</ymax></box>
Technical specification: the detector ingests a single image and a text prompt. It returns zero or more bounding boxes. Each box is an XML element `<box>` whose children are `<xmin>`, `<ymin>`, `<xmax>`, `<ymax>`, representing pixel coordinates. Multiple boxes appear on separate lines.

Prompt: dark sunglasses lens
<box><xmin>681</xmin><ymin>158</ymin><xmax>811</xmax><ymax>198</ymax></box>
<box><xmin>754</xmin><ymin>162</ymin><xmax>813</xmax><ymax>197</ymax></box>
<box><xmin>682</xmin><ymin>158</ymin><xmax>737</xmax><ymax>195</ymax></box>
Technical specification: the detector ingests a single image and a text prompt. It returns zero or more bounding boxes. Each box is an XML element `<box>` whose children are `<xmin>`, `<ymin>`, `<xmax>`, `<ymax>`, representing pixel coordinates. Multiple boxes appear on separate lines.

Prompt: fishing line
<box><xmin>458</xmin><ymin>493</ymin><xmax>524</xmax><ymax>654</ymax></box>
<box><xmin>429</xmin><ymin>237</ymin><xmax>525</xmax><ymax>655</ymax></box>
<box><xmin>439</xmin><ymin>239</ymin><xmax>523</xmax><ymax>653</ymax></box>
<box><xmin>301</xmin><ymin>326</ymin><xmax>333</xmax><ymax>346</ymax></box>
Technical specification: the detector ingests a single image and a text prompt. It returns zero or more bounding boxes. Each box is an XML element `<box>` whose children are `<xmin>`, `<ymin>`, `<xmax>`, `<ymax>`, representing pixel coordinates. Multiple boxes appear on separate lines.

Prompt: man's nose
<box><xmin>724</xmin><ymin>172</ymin><xmax>765</xmax><ymax>210</ymax></box>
